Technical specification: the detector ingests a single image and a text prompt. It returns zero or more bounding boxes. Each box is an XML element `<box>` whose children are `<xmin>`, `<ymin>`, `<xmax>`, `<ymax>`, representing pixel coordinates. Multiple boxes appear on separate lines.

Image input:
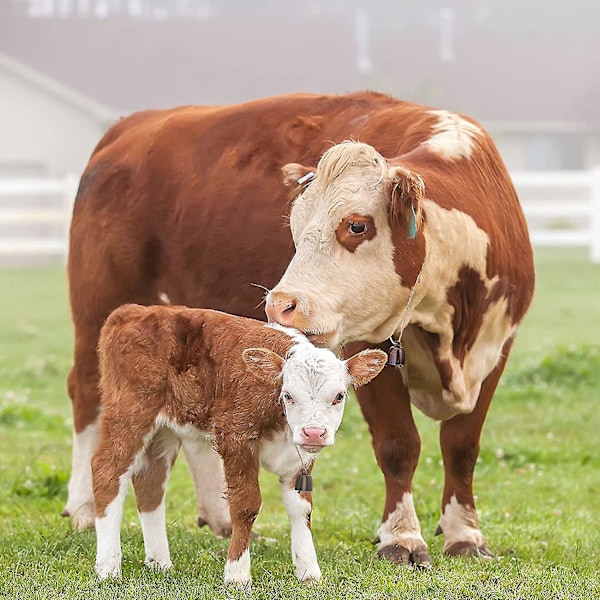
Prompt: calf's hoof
<box><xmin>378</xmin><ymin>544</ymin><xmax>432</xmax><ymax>569</ymax></box>
<box><xmin>95</xmin><ymin>562</ymin><xmax>121</xmax><ymax>580</ymax></box>
<box><xmin>145</xmin><ymin>557</ymin><xmax>173</xmax><ymax>571</ymax></box>
<box><xmin>61</xmin><ymin>502</ymin><xmax>95</xmax><ymax>532</ymax></box>
<box><xmin>445</xmin><ymin>541</ymin><xmax>495</xmax><ymax>559</ymax></box>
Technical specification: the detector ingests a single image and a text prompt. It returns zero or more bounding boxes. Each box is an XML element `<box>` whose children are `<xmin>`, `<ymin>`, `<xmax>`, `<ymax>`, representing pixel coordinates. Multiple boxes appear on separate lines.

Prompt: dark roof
<box><xmin>1</xmin><ymin>15</ymin><xmax>599</xmax><ymax>125</ymax></box>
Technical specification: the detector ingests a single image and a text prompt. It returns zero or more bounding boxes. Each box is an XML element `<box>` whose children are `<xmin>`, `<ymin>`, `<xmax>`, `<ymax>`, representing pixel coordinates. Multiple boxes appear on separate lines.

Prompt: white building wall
<box><xmin>0</xmin><ymin>66</ymin><xmax>110</xmax><ymax>176</ymax></box>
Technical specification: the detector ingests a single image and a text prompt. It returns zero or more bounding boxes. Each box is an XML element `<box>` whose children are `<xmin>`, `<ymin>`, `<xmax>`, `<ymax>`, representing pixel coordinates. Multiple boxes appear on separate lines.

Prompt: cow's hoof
<box><xmin>378</xmin><ymin>544</ymin><xmax>432</xmax><ymax>568</ymax></box>
<box><xmin>62</xmin><ymin>503</ymin><xmax>95</xmax><ymax>531</ymax></box>
<box><xmin>445</xmin><ymin>541</ymin><xmax>495</xmax><ymax>559</ymax></box>
<box><xmin>197</xmin><ymin>516</ymin><xmax>232</xmax><ymax>539</ymax></box>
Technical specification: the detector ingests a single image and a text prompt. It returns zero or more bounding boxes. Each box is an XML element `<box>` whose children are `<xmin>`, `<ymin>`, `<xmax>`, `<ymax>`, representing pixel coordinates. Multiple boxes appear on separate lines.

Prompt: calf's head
<box><xmin>243</xmin><ymin>344</ymin><xmax>387</xmax><ymax>452</ymax></box>
<box><xmin>265</xmin><ymin>140</ymin><xmax>424</xmax><ymax>348</ymax></box>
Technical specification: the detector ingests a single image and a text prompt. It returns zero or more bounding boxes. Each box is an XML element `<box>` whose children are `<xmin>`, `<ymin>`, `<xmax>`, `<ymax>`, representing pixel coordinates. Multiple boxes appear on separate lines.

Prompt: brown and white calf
<box><xmin>92</xmin><ymin>304</ymin><xmax>386</xmax><ymax>584</ymax></box>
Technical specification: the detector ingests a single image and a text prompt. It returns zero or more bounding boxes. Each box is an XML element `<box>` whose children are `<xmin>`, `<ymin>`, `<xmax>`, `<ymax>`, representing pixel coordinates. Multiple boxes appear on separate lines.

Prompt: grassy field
<box><xmin>0</xmin><ymin>248</ymin><xmax>599</xmax><ymax>599</ymax></box>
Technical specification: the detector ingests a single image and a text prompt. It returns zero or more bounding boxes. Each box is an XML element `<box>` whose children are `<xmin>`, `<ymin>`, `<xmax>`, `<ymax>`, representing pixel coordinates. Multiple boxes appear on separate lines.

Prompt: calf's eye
<box><xmin>349</xmin><ymin>221</ymin><xmax>367</xmax><ymax>235</ymax></box>
<box><xmin>281</xmin><ymin>392</ymin><xmax>294</xmax><ymax>403</ymax></box>
<box><xmin>332</xmin><ymin>392</ymin><xmax>346</xmax><ymax>405</ymax></box>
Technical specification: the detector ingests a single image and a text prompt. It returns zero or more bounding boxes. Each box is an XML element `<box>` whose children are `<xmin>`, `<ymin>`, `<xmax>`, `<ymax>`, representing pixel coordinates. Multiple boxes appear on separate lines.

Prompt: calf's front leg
<box><xmin>281</xmin><ymin>466</ymin><xmax>321</xmax><ymax>583</ymax></box>
<box><xmin>222</xmin><ymin>452</ymin><xmax>262</xmax><ymax>586</ymax></box>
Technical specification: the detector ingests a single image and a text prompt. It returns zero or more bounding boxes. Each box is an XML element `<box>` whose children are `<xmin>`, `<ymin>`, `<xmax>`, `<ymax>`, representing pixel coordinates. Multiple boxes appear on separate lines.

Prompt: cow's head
<box><xmin>265</xmin><ymin>141</ymin><xmax>424</xmax><ymax>348</ymax></box>
<box><xmin>243</xmin><ymin>343</ymin><xmax>387</xmax><ymax>452</ymax></box>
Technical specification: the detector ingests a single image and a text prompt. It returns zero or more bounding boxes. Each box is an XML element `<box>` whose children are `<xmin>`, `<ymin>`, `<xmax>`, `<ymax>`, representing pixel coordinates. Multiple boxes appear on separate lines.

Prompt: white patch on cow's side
<box><xmin>281</xmin><ymin>484</ymin><xmax>321</xmax><ymax>582</ymax></box>
<box><xmin>158</xmin><ymin>292</ymin><xmax>171</xmax><ymax>305</ymax></box>
<box><xmin>224</xmin><ymin>548</ymin><xmax>252</xmax><ymax>586</ymax></box>
<box><xmin>438</xmin><ymin>495</ymin><xmax>485</xmax><ymax>552</ymax></box>
<box><xmin>181</xmin><ymin>436</ymin><xmax>232</xmax><ymax>538</ymax></box>
<box><xmin>421</xmin><ymin>110</ymin><xmax>482</xmax><ymax>161</ymax></box>
<box><xmin>64</xmin><ymin>421</ymin><xmax>98</xmax><ymax>531</ymax></box>
<box><xmin>95</xmin><ymin>472</ymin><xmax>130</xmax><ymax>580</ymax></box>
<box><xmin>376</xmin><ymin>492</ymin><xmax>428</xmax><ymax>553</ymax></box>
<box><xmin>139</xmin><ymin>499</ymin><xmax>173</xmax><ymax>571</ymax></box>
<box><xmin>402</xmin><ymin>200</ymin><xmax>514</xmax><ymax>419</ymax></box>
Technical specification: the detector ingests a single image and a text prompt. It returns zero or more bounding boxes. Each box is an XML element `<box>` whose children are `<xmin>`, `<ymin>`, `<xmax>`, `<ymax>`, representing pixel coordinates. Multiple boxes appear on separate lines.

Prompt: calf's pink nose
<box><xmin>265</xmin><ymin>292</ymin><xmax>299</xmax><ymax>327</ymax></box>
<box><xmin>302</xmin><ymin>427</ymin><xmax>327</xmax><ymax>445</ymax></box>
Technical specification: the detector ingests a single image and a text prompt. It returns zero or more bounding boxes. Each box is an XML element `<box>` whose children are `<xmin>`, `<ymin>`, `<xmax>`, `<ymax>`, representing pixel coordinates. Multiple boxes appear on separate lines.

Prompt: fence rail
<box><xmin>0</xmin><ymin>169</ymin><xmax>599</xmax><ymax>263</ymax></box>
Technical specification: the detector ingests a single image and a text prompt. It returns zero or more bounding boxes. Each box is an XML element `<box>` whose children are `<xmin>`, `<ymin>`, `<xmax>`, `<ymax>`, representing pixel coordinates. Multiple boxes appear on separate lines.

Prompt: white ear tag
<box><xmin>297</xmin><ymin>172</ymin><xmax>315</xmax><ymax>185</ymax></box>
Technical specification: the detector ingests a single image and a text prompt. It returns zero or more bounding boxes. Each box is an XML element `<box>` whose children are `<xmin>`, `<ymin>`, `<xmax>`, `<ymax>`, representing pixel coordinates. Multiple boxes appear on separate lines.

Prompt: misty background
<box><xmin>0</xmin><ymin>0</ymin><xmax>599</xmax><ymax>263</ymax></box>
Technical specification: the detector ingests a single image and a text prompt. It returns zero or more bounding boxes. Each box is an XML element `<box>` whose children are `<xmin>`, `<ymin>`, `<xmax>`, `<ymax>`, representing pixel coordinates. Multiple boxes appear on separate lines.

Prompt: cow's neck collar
<box><xmin>386</xmin><ymin>255</ymin><xmax>428</xmax><ymax>368</ymax></box>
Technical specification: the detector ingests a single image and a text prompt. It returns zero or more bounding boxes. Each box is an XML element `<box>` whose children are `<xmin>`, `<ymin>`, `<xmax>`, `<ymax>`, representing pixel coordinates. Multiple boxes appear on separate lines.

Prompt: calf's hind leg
<box><xmin>133</xmin><ymin>429</ymin><xmax>181</xmax><ymax>571</ymax></box>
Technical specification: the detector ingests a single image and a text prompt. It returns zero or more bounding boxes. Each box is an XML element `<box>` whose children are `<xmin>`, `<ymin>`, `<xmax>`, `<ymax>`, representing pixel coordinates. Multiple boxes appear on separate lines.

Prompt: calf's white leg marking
<box><xmin>139</xmin><ymin>497</ymin><xmax>172</xmax><ymax>571</ymax></box>
<box><xmin>224</xmin><ymin>548</ymin><xmax>251</xmax><ymax>586</ymax></box>
<box><xmin>65</xmin><ymin>422</ymin><xmax>98</xmax><ymax>530</ymax></box>
<box><xmin>282</xmin><ymin>484</ymin><xmax>321</xmax><ymax>582</ymax></box>
<box><xmin>95</xmin><ymin>472</ymin><xmax>130</xmax><ymax>580</ymax></box>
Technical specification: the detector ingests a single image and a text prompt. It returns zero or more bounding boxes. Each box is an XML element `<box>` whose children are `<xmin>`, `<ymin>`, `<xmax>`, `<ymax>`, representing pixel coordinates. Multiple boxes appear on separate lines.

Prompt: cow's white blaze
<box><xmin>438</xmin><ymin>495</ymin><xmax>486</xmax><ymax>552</ymax></box>
<box><xmin>274</xmin><ymin>142</ymin><xmax>409</xmax><ymax>346</ymax></box>
<box><xmin>421</xmin><ymin>109</ymin><xmax>482</xmax><ymax>160</ymax></box>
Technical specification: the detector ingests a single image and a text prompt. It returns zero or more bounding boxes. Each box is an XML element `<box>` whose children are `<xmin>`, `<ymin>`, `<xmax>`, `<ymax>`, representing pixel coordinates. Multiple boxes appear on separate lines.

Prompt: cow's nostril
<box><xmin>283</xmin><ymin>303</ymin><xmax>296</xmax><ymax>314</ymax></box>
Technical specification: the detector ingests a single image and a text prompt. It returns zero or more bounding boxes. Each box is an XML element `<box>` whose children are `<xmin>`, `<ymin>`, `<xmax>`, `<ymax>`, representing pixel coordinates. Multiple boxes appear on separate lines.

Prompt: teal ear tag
<box><xmin>407</xmin><ymin>204</ymin><xmax>417</xmax><ymax>239</ymax></box>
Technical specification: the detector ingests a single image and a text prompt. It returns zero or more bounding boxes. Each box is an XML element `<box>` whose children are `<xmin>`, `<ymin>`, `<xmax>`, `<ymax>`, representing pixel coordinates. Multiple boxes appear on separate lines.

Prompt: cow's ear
<box><xmin>282</xmin><ymin>163</ymin><xmax>315</xmax><ymax>188</ymax></box>
<box><xmin>346</xmin><ymin>349</ymin><xmax>388</xmax><ymax>388</ymax></box>
<box><xmin>242</xmin><ymin>348</ymin><xmax>284</xmax><ymax>383</ymax></box>
<box><xmin>388</xmin><ymin>165</ymin><xmax>425</xmax><ymax>239</ymax></box>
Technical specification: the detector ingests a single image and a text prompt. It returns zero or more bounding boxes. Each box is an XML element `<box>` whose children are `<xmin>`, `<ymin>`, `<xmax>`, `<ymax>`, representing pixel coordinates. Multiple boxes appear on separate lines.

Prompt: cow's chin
<box><xmin>305</xmin><ymin>330</ymin><xmax>340</xmax><ymax>349</ymax></box>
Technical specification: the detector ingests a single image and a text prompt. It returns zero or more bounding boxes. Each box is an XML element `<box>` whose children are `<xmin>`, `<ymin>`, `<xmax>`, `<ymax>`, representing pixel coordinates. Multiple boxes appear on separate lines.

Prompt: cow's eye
<box><xmin>281</xmin><ymin>391</ymin><xmax>294</xmax><ymax>403</ymax></box>
<box><xmin>349</xmin><ymin>221</ymin><xmax>367</xmax><ymax>235</ymax></box>
<box><xmin>332</xmin><ymin>392</ymin><xmax>346</xmax><ymax>405</ymax></box>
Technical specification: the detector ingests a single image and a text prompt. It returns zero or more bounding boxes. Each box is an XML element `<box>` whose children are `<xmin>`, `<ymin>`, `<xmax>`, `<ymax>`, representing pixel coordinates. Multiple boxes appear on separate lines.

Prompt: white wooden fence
<box><xmin>0</xmin><ymin>169</ymin><xmax>599</xmax><ymax>264</ymax></box>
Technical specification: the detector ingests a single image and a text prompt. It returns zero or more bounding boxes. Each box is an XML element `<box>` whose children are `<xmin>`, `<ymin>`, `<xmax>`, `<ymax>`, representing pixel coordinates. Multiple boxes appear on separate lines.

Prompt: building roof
<box><xmin>0</xmin><ymin>13</ymin><xmax>598</xmax><ymax>127</ymax></box>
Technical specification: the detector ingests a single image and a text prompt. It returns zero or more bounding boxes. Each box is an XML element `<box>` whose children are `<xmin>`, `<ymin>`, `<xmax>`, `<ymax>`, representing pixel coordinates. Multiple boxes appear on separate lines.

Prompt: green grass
<box><xmin>0</xmin><ymin>248</ymin><xmax>599</xmax><ymax>599</ymax></box>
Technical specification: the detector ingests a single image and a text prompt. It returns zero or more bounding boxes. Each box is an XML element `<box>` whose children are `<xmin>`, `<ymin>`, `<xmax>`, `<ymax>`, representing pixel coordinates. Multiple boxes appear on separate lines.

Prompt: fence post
<box><xmin>591</xmin><ymin>166</ymin><xmax>600</xmax><ymax>264</ymax></box>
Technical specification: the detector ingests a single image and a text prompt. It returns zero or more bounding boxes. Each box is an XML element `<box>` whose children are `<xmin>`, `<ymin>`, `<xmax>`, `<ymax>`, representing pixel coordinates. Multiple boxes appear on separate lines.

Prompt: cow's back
<box><xmin>68</xmin><ymin>92</ymin><xmax>442</xmax><ymax>324</ymax></box>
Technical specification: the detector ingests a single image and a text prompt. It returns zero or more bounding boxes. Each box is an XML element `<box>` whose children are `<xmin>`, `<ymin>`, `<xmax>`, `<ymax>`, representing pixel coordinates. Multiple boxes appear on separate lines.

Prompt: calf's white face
<box><xmin>243</xmin><ymin>343</ymin><xmax>387</xmax><ymax>452</ymax></box>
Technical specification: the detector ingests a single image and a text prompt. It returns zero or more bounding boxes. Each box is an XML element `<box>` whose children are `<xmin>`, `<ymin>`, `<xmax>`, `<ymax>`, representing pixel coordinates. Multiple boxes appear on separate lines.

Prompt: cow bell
<box><xmin>387</xmin><ymin>342</ymin><xmax>405</xmax><ymax>368</ymax></box>
<box><xmin>295</xmin><ymin>471</ymin><xmax>313</xmax><ymax>492</ymax></box>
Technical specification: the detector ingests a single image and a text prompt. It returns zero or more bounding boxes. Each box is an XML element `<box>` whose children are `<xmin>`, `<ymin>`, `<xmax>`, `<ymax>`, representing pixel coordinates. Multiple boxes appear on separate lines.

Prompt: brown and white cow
<box><xmin>66</xmin><ymin>92</ymin><xmax>534</xmax><ymax>567</ymax></box>
<box><xmin>93</xmin><ymin>303</ymin><xmax>386</xmax><ymax>584</ymax></box>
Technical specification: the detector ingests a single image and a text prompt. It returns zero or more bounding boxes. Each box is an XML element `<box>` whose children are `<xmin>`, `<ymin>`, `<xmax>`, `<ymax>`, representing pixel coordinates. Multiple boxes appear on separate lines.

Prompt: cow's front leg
<box><xmin>355</xmin><ymin>360</ymin><xmax>430</xmax><ymax>567</ymax></box>
<box><xmin>437</xmin><ymin>349</ymin><xmax>510</xmax><ymax>558</ymax></box>
<box><xmin>181</xmin><ymin>437</ymin><xmax>232</xmax><ymax>537</ymax></box>
<box><xmin>222</xmin><ymin>450</ymin><xmax>261</xmax><ymax>587</ymax></box>
<box><xmin>281</xmin><ymin>466</ymin><xmax>321</xmax><ymax>583</ymax></box>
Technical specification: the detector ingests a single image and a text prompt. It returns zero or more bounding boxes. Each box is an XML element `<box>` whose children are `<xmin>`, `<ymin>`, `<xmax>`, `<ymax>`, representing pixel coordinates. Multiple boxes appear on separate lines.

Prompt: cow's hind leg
<box><xmin>63</xmin><ymin>325</ymin><xmax>105</xmax><ymax>531</ymax></box>
<box><xmin>181</xmin><ymin>437</ymin><xmax>232</xmax><ymax>537</ymax></box>
<box><xmin>354</xmin><ymin>359</ymin><xmax>431</xmax><ymax>567</ymax></box>
<box><xmin>133</xmin><ymin>429</ymin><xmax>180</xmax><ymax>571</ymax></box>
<box><xmin>437</xmin><ymin>343</ymin><xmax>512</xmax><ymax>558</ymax></box>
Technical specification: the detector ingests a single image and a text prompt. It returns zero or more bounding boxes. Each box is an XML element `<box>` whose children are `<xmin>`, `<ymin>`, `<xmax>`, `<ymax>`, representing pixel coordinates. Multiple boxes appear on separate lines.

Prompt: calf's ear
<box><xmin>282</xmin><ymin>163</ymin><xmax>315</xmax><ymax>188</ymax></box>
<box><xmin>346</xmin><ymin>349</ymin><xmax>388</xmax><ymax>388</ymax></box>
<box><xmin>242</xmin><ymin>348</ymin><xmax>285</xmax><ymax>384</ymax></box>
